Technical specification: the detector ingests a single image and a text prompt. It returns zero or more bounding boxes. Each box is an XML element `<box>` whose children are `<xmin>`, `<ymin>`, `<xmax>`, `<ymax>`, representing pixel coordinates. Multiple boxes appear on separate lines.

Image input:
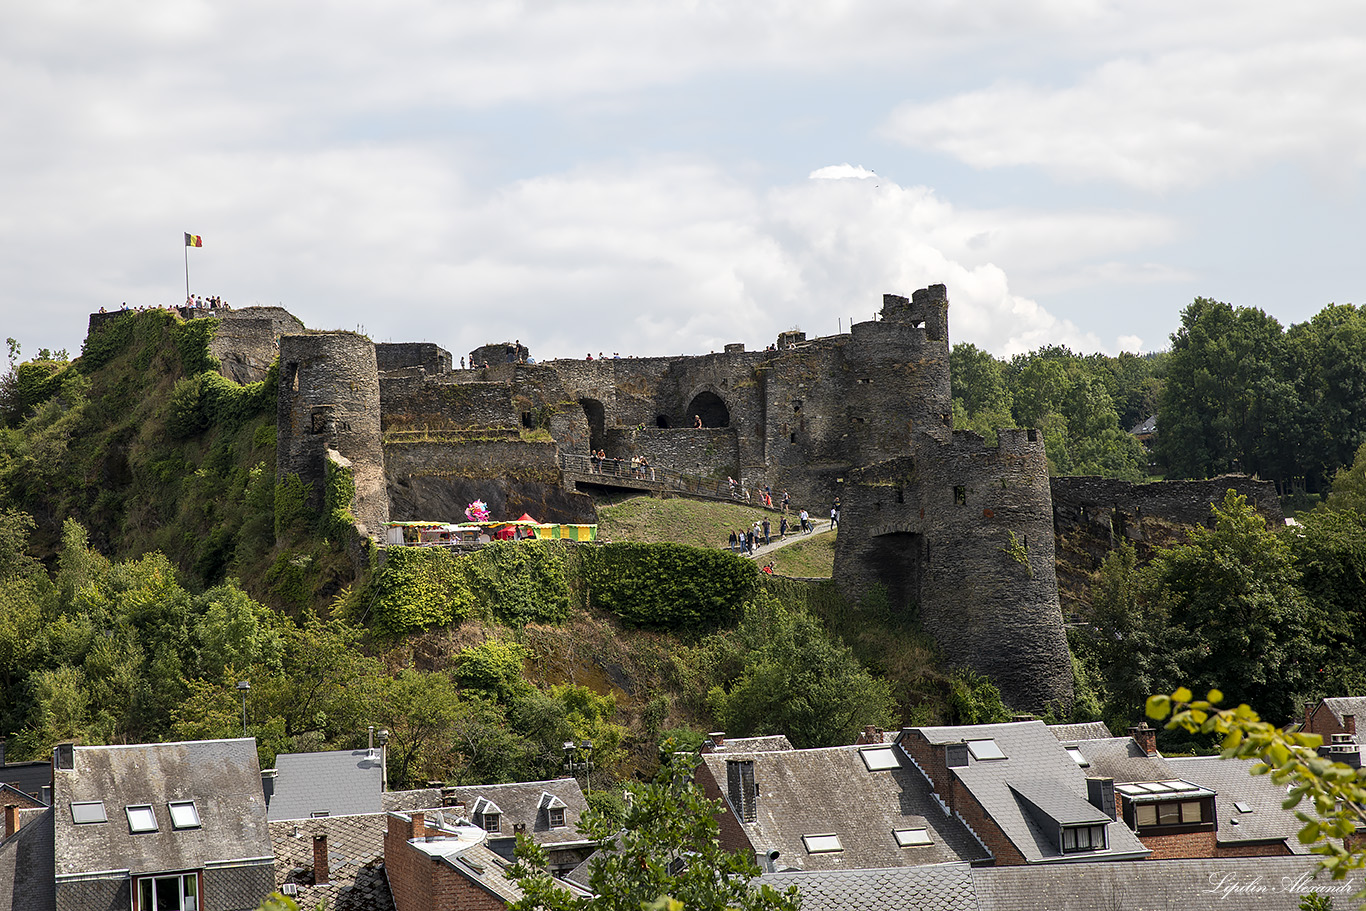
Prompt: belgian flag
<box><xmin>184</xmin><ymin>233</ymin><xmax>203</xmax><ymax>247</ymax></box>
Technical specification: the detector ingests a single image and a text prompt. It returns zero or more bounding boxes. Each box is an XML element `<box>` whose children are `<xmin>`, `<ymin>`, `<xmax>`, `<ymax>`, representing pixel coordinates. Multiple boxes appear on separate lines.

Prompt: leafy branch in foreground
<box><xmin>1147</xmin><ymin>687</ymin><xmax>1366</xmax><ymax>882</ymax></box>
<box><xmin>507</xmin><ymin>754</ymin><xmax>800</xmax><ymax>911</ymax></box>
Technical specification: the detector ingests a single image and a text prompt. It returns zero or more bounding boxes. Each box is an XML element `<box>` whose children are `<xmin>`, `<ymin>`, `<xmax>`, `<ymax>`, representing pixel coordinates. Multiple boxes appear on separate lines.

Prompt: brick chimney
<box><xmin>4</xmin><ymin>805</ymin><xmax>19</xmax><ymax>839</ymax></box>
<box><xmin>855</xmin><ymin>725</ymin><xmax>882</xmax><ymax>745</ymax></box>
<box><xmin>1305</xmin><ymin>701</ymin><xmax>1317</xmax><ymax>733</ymax></box>
<box><xmin>410</xmin><ymin>811</ymin><xmax>425</xmax><ymax>837</ymax></box>
<box><xmin>313</xmin><ymin>834</ymin><xmax>329</xmax><ymax>885</ymax></box>
<box><xmin>1345</xmin><ymin>714</ymin><xmax>1357</xmax><ymax>737</ymax></box>
<box><xmin>1129</xmin><ymin>723</ymin><xmax>1157</xmax><ymax>758</ymax></box>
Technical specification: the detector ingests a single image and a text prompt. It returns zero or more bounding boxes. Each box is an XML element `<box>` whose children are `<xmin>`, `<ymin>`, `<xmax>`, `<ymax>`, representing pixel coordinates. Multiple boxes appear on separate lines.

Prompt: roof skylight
<box><xmin>894</xmin><ymin>828</ymin><xmax>933</xmax><ymax>847</ymax></box>
<box><xmin>70</xmin><ymin>801</ymin><xmax>107</xmax><ymax>824</ymax></box>
<box><xmin>859</xmin><ymin>747</ymin><xmax>900</xmax><ymax>771</ymax></box>
<box><xmin>802</xmin><ymin>833</ymin><xmax>843</xmax><ymax>854</ymax></box>
<box><xmin>169</xmin><ymin>801</ymin><xmax>201</xmax><ymax>830</ymax></box>
<box><xmin>1065</xmin><ymin>747</ymin><xmax>1089</xmax><ymax>767</ymax></box>
<box><xmin>966</xmin><ymin>739</ymin><xmax>1006</xmax><ymax>761</ymax></box>
<box><xmin>1234</xmin><ymin>801</ymin><xmax>1253</xmax><ymax>814</ymax></box>
<box><xmin>126</xmin><ymin>805</ymin><xmax>158</xmax><ymax>833</ymax></box>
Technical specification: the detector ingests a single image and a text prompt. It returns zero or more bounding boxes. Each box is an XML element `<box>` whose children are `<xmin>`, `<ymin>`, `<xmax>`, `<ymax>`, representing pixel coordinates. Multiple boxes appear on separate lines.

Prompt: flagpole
<box><xmin>184</xmin><ymin>235</ymin><xmax>190</xmax><ymax>304</ymax></box>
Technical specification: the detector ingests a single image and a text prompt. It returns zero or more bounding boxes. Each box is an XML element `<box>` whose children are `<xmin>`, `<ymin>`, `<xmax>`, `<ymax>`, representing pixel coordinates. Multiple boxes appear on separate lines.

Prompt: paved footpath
<box><xmin>728</xmin><ymin>519</ymin><xmax>836</xmax><ymax>560</ymax></box>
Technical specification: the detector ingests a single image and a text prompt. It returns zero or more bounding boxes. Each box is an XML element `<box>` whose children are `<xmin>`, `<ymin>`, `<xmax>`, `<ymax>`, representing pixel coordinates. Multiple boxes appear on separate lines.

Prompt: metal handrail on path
<box><xmin>558</xmin><ymin>452</ymin><xmax>783</xmax><ymax>510</ymax></box>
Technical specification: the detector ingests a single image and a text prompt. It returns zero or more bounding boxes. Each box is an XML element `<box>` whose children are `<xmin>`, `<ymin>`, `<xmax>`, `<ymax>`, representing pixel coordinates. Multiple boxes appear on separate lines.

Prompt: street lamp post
<box><xmin>563</xmin><ymin>740</ymin><xmax>594</xmax><ymax>795</ymax></box>
<box><xmin>236</xmin><ymin>681</ymin><xmax>250</xmax><ymax>737</ymax></box>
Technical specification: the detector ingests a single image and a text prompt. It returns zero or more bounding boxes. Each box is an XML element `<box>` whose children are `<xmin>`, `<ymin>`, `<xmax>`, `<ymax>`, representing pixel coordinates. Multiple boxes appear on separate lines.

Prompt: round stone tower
<box><xmin>276</xmin><ymin>332</ymin><xmax>388</xmax><ymax>539</ymax></box>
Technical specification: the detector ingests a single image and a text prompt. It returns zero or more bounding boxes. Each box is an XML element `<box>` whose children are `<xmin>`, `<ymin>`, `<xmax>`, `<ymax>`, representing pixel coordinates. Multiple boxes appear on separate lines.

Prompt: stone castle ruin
<box><xmin>93</xmin><ymin>287</ymin><xmax>1075</xmax><ymax>711</ymax></box>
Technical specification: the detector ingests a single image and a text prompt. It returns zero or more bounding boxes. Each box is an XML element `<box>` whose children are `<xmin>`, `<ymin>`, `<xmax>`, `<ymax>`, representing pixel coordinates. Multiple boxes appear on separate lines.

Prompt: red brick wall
<box><xmin>1215</xmin><ymin>840</ymin><xmax>1290</xmax><ymax>857</ymax></box>
<box><xmin>1139</xmin><ymin>829</ymin><xmax>1218</xmax><ymax>859</ymax></box>
<box><xmin>897</xmin><ymin>731</ymin><xmax>1021</xmax><ymax>865</ymax></box>
<box><xmin>694</xmin><ymin>762</ymin><xmax>755</xmax><ymax>856</ymax></box>
<box><xmin>385</xmin><ymin>813</ymin><xmax>510</xmax><ymax>911</ymax></box>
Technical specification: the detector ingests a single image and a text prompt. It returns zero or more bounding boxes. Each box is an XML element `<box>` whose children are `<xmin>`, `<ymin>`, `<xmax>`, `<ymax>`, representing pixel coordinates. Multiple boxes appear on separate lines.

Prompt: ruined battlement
<box><xmin>152</xmin><ymin>284</ymin><xmax>1074</xmax><ymax>710</ymax></box>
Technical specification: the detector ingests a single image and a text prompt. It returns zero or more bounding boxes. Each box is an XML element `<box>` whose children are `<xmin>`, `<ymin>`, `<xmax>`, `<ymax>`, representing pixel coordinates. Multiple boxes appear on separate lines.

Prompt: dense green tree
<box><xmin>509</xmin><ymin>755</ymin><xmax>800</xmax><ymax>911</ymax></box>
<box><xmin>707</xmin><ymin>595</ymin><xmax>896</xmax><ymax>748</ymax></box>
<box><xmin>1157</xmin><ymin>298</ymin><xmax>1304</xmax><ymax>485</ymax></box>
<box><xmin>1085</xmin><ymin>491</ymin><xmax>1321</xmax><ymax>728</ymax></box>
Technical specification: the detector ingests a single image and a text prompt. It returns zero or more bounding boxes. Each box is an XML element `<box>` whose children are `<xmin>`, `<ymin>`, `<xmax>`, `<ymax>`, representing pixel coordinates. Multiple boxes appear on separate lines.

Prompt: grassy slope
<box><xmin>596</xmin><ymin>495</ymin><xmax>778</xmax><ymax>549</ymax></box>
<box><xmin>767</xmin><ymin>531</ymin><xmax>835</xmax><ymax>578</ymax></box>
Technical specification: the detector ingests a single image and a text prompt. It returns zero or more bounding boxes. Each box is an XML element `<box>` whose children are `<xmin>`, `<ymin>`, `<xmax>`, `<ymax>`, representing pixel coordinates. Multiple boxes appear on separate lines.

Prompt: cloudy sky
<box><xmin>5</xmin><ymin>1</ymin><xmax>1366</xmax><ymax>363</ymax></box>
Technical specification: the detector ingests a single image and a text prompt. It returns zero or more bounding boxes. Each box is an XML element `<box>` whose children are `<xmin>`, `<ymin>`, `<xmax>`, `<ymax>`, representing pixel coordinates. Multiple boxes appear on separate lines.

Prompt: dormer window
<box><xmin>1061</xmin><ymin>824</ymin><xmax>1106</xmax><ymax>853</ymax></box>
<box><xmin>539</xmin><ymin>791</ymin><xmax>568</xmax><ymax>828</ymax></box>
<box><xmin>483</xmin><ymin>812</ymin><xmax>501</xmax><ymax>833</ymax></box>
<box><xmin>548</xmin><ymin>807</ymin><xmax>565</xmax><ymax>828</ymax></box>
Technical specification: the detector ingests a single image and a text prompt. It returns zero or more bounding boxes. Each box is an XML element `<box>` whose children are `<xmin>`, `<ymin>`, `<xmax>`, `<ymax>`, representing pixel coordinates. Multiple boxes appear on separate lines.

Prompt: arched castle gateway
<box><xmin>263</xmin><ymin>285</ymin><xmax>1073</xmax><ymax>712</ymax></box>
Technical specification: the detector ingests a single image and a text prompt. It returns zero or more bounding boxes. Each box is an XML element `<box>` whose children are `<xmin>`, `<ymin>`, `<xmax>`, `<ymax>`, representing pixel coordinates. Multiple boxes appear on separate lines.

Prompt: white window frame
<box><xmin>547</xmin><ymin>807</ymin><xmax>566</xmax><ymax>828</ymax></box>
<box><xmin>802</xmin><ymin>833</ymin><xmax>843</xmax><ymax>853</ymax></box>
<box><xmin>966</xmin><ymin>739</ymin><xmax>1006</xmax><ymax>761</ymax></box>
<box><xmin>894</xmin><ymin>827</ymin><xmax>933</xmax><ymax>847</ymax></box>
<box><xmin>70</xmin><ymin>801</ymin><xmax>107</xmax><ymax>824</ymax></box>
<box><xmin>859</xmin><ymin>747</ymin><xmax>900</xmax><ymax>771</ymax></box>
<box><xmin>134</xmin><ymin>871</ymin><xmax>200</xmax><ymax>911</ymax></box>
<box><xmin>168</xmin><ymin>800</ymin><xmax>201</xmax><ymax>830</ymax></box>
<box><xmin>126</xmin><ymin>805</ymin><xmax>158</xmax><ymax>833</ymax></box>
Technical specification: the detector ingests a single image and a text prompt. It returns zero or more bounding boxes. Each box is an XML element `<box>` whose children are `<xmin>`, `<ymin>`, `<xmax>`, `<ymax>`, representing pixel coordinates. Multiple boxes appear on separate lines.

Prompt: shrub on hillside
<box><xmin>583</xmin><ymin>543</ymin><xmax>758</xmax><ymax>631</ymax></box>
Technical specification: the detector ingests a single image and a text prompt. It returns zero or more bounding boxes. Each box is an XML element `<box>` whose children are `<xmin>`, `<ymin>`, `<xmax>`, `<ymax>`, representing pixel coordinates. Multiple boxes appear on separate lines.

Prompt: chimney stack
<box><xmin>856</xmin><ymin>725</ymin><xmax>882</xmax><ymax>745</ymax></box>
<box><xmin>410</xmin><ymin>811</ymin><xmax>425</xmax><ymax>838</ymax></box>
<box><xmin>1305</xmin><ymin>701</ymin><xmax>1316</xmax><ymax>733</ymax></box>
<box><xmin>1345</xmin><ymin>714</ymin><xmax>1357</xmax><ymax>737</ymax></box>
<box><xmin>4</xmin><ymin>805</ymin><xmax>19</xmax><ymax>839</ymax></box>
<box><xmin>945</xmin><ymin>742</ymin><xmax>969</xmax><ymax>768</ymax></box>
<box><xmin>313</xmin><ymin>834</ymin><xmax>329</xmax><ymax>885</ymax></box>
<box><xmin>1086</xmin><ymin>778</ymin><xmax>1117</xmax><ymax>820</ymax></box>
<box><xmin>709</xmin><ymin>732</ymin><xmax>726</xmax><ymax>749</ymax></box>
<box><xmin>1129</xmin><ymin>723</ymin><xmax>1157</xmax><ymax>758</ymax></box>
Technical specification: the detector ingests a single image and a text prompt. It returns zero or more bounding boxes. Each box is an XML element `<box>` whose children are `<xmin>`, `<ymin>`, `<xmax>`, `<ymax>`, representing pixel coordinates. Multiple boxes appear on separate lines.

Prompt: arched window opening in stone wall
<box><xmin>687</xmin><ymin>391</ymin><xmax>730</xmax><ymax>428</ymax></box>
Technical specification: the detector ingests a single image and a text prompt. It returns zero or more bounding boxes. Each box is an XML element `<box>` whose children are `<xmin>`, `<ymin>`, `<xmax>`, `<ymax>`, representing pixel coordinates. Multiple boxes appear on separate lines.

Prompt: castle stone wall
<box><xmin>602</xmin><ymin>426</ymin><xmax>740</xmax><ymax>479</ymax></box>
<box><xmin>379</xmin><ymin>375</ymin><xmax>518</xmax><ymax>432</ymax></box>
<box><xmin>276</xmin><ymin>333</ymin><xmax>388</xmax><ymax>537</ymax></box>
<box><xmin>384</xmin><ymin>439</ymin><xmax>595</xmax><ymax>524</ymax></box>
<box><xmin>377</xmin><ymin>342</ymin><xmax>452</xmax><ymax>374</ymax></box>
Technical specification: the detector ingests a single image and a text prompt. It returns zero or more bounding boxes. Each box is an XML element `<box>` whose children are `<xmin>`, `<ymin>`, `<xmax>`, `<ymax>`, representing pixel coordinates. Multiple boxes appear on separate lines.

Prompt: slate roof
<box><xmin>757</xmin><ymin>855</ymin><xmax>1337</xmax><ymax>911</ymax></box>
<box><xmin>1321</xmin><ymin>697</ymin><xmax>1366</xmax><ymax>736</ymax></box>
<box><xmin>706</xmin><ymin>735</ymin><xmax>795</xmax><ymax>753</ymax></box>
<box><xmin>447</xmin><ymin>778</ymin><xmax>592</xmax><ymax>849</ymax></box>
<box><xmin>269</xmin><ymin>813</ymin><xmax>396</xmax><ymax>911</ymax></box>
<box><xmin>381</xmin><ymin>788</ymin><xmax>443</xmax><ymax>813</ymax></box>
<box><xmin>1166</xmin><ymin>755</ymin><xmax>1309</xmax><ymax>853</ymax></box>
<box><xmin>0</xmin><ymin>759</ymin><xmax>52</xmax><ymax>804</ymax></box>
<box><xmin>971</xmin><ymin>855</ymin><xmax>1327</xmax><ymax>911</ymax></box>
<box><xmin>0</xmin><ymin>808</ymin><xmax>55</xmax><ymax>911</ymax></box>
<box><xmin>1071</xmin><ymin>737</ymin><xmax>1175</xmax><ymax>783</ymax></box>
<box><xmin>1045</xmin><ymin>722</ymin><xmax>1113</xmax><ymax>743</ymax></box>
<box><xmin>908</xmin><ymin>721</ymin><xmax>1149</xmax><ymax>864</ymax></box>
<box><xmin>700</xmin><ymin>743</ymin><xmax>990</xmax><ymax>871</ymax></box>
<box><xmin>52</xmin><ymin>739</ymin><xmax>273</xmax><ymax>881</ymax></box>
<box><xmin>268</xmin><ymin>749</ymin><xmax>384</xmax><ymax>820</ymax></box>
<box><xmin>756</xmin><ymin>862</ymin><xmax>980</xmax><ymax>911</ymax></box>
